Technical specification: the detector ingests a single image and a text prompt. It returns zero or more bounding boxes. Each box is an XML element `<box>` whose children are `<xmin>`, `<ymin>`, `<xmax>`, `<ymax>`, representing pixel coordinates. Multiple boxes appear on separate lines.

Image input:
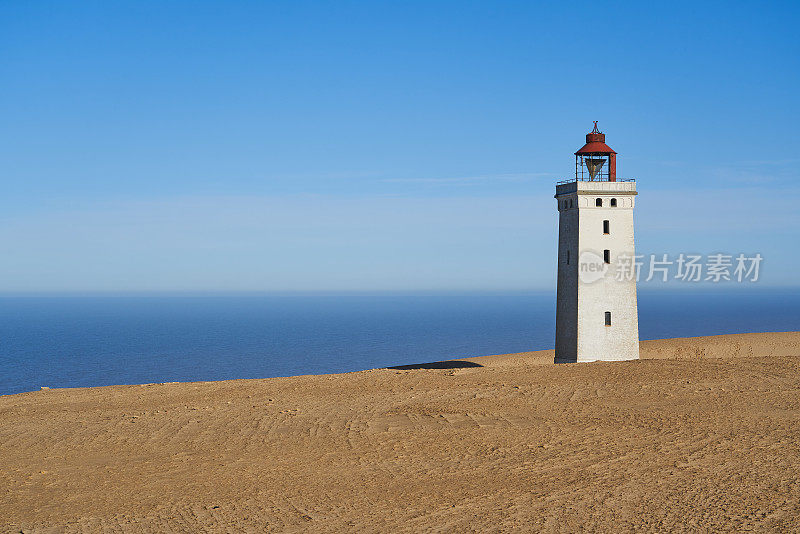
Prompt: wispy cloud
<box><xmin>654</xmin><ymin>158</ymin><xmax>799</xmax><ymax>187</ymax></box>
<box><xmin>738</xmin><ymin>158</ymin><xmax>800</xmax><ymax>166</ymax></box>
<box><xmin>0</xmin><ymin>194</ymin><xmax>553</xmax><ymax>292</ymax></box>
<box><xmin>708</xmin><ymin>163</ymin><xmax>797</xmax><ymax>185</ymax></box>
<box><xmin>380</xmin><ymin>172</ymin><xmax>555</xmax><ymax>185</ymax></box>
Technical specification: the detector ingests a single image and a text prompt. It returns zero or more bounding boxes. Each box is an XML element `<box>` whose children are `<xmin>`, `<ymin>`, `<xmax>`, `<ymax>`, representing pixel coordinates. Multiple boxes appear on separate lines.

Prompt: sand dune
<box><xmin>2</xmin><ymin>332</ymin><xmax>800</xmax><ymax>532</ymax></box>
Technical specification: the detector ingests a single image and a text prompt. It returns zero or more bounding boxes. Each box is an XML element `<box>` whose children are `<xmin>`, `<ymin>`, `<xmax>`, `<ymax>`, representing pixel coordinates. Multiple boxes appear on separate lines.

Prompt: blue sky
<box><xmin>1</xmin><ymin>1</ymin><xmax>798</xmax><ymax>292</ymax></box>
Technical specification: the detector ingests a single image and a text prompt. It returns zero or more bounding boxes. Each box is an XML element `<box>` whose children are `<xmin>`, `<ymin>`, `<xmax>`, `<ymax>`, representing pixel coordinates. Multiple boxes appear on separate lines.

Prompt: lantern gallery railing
<box><xmin>556</xmin><ymin>178</ymin><xmax>636</xmax><ymax>185</ymax></box>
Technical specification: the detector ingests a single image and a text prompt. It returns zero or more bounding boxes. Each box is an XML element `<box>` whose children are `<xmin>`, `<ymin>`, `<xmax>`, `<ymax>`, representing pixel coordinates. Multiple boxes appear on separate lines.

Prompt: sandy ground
<box><xmin>2</xmin><ymin>331</ymin><xmax>800</xmax><ymax>532</ymax></box>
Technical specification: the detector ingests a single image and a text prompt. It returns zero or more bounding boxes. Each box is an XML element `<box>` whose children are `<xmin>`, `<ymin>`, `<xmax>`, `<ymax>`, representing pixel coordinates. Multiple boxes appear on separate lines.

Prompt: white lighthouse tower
<box><xmin>555</xmin><ymin>123</ymin><xmax>639</xmax><ymax>363</ymax></box>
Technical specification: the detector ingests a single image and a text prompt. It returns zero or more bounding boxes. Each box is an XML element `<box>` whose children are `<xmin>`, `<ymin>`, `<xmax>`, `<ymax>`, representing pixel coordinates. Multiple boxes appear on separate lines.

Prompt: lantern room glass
<box><xmin>575</xmin><ymin>154</ymin><xmax>611</xmax><ymax>181</ymax></box>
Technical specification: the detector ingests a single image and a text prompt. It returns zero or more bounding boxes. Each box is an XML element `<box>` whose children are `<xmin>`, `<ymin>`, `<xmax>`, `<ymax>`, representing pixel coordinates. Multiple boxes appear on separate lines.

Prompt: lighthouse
<box><xmin>554</xmin><ymin>123</ymin><xmax>640</xmax><ymax>363</ymax></box>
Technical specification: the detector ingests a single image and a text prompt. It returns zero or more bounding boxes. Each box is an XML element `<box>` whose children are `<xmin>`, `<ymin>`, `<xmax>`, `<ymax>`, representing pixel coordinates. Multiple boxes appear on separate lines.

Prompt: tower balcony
<box><xmin>555</xmin><ymin>178</ymin><xmax>637</xmax><ymax>197</ymax></box>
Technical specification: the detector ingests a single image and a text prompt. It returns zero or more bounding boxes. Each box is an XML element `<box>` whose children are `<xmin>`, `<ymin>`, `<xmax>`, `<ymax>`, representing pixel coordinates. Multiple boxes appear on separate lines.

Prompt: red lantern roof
<box><xmin>574</xmin><ymin>122</ymin><xmax>616</xmax><ymax>155</ymax></box>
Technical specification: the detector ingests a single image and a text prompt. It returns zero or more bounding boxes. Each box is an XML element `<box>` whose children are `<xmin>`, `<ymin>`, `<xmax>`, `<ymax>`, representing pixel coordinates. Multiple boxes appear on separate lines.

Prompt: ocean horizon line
<box><xmin>1</xmin><ymin>286</ymin><xmax>798</xmax><ymax>298</ymax></box>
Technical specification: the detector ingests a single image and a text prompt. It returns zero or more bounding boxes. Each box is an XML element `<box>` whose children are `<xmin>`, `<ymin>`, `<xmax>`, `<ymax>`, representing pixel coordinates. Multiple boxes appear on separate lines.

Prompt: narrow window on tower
<box><xmin>605</xmin><ymin>311</ymin><xmax>612</xmax><ymax>326</ymax></box>
<box><xmin>596</xmin><ymin>198</ymin><xmax>603</xmax><ymax>207</ymax></box>
<box><xmin>604</xmin><ymin>249</ymin><xmax>610</xmax><ymax>263</ymax></box>
<box><xmin>603</xmin><ymin>220</ymin><xmax>610</xmax><ymax>234</ymax></box>
<box><xmin>566</xmin><ymin>250</ymin><xmax>570</xmax><ymax>264</ymax></box>
<box><xmin>610</xmin><ymin>198</ymin><xmax>617</xmax><ymax>207</ymax></box>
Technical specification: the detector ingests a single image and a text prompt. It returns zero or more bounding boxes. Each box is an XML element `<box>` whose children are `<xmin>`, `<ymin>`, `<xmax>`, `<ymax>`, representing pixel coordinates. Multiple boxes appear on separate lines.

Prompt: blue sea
<box><xmin>1</xmin><ymin>290</ymin><xmax>799</xmax><ymax>395</ymax></box>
